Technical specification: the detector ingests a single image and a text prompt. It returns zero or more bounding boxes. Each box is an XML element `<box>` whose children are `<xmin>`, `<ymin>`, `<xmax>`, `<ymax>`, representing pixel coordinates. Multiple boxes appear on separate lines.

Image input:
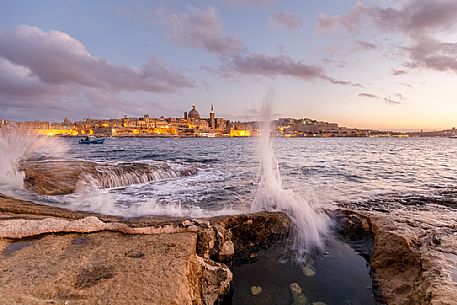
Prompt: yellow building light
<box><xmin>230</xmin><ymin>129</ymin><xmax>252</xmax><ymax>137</ymax></box>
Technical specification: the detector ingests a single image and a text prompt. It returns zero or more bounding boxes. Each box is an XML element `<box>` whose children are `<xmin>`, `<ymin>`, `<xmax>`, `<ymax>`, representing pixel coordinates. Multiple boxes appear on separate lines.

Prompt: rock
<box><xmin>312</xmin><ymin>302</ymin><xmax>326</xmax><ymax>305</ymax></box>
<box><xmin>289</xmin><ymin>283</ymin><xmax>307</xmax><ymax>305</ymax></box>
<box><xmin>293</xmin><ymin>294</ymin><xmax>308</xmax><ymax>305</ymax></box>
<box><xmin>21</xmin><ymin>160</ymin><xmax>197</xmax><ymax>195</ymax></box>
<box><xmin>0</xmin><ymin>195</ymin><xmax>292</xmax><ymax>305</ymax></box>
<box><xmin>250</xmin><ymin>286</ymin><xmax>262</xmax><ymax>296</ymax></box>
<box><xmin>341</xmin><ymin>208</ymin><xmax>457</xmax><ymax>305</ymax></box>
<box><xmin>218</xmin><ymin>241</ymin><xmax>235</xmax><ymax>260</ymax></box>
<box><xmin>198</xmin><ymin>257</ymin><xmax>233</xmax><ymax>305</ymax></box>
<box><xmin>206</xmin><ymin>213</ymin><xmax>291</xmax><ymax>266</ymax></box>
<box><xmin>0</xmin><ymin>231</ymin><xmax>209</xmax><ymax>305</ymax></box>
<box><xmin>182</xmin><ymin>220</ymin><xmax>193</xmax><ymax>227</ymax></box>
<box><xmin>302</xmin><ymin>265</ymin><xmax>316</xmax><ymax>277</ymax></box>
<box><xmin>289</xmin><ymin>282</ymin><xmax>302</xmax><ymax>295</ymax></box>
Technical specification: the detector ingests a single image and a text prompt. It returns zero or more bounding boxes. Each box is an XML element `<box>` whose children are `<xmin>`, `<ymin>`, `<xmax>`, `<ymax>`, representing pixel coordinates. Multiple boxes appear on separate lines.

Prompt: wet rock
<box><xmin>289</xmin><ymin>282</ymin><xmax>308</xmax><ymax>305</ymax></box>
<box><xmin>302</xmin><ymin>265</ymin><xmax>316</xmax><ymax>277</ymax></box>
<box><xmin>341</xmin><ymin>208</ymin><xmax>457</xmax><ymax>305</ymax></box>
<box><xmin>21</xmin><ymin>160</ymin><xmax>197</xmax><ymax>195</ymax></box>
<box><xmin>250</xmin><ymin>286</ymin><xmax>262</xmax><ymax>296</ymax></box>
<box><xmin>0</xmin><ymin>195</ymin><xmax>292</xmax><ymax>305</ymax></box>
<box><xmin>204</xmin><ymin>212</ymin><xmax>291</xmax><ymax>266</ymax></box>
<box><xmin>289</xmin><ymin>282</ymin><xmax>302</xmax><ymax>294</ymax></box>
<box><xmin>198</xmin><ymin>257</ymin><xmax>233</xmax><ymax>305</ymax></box>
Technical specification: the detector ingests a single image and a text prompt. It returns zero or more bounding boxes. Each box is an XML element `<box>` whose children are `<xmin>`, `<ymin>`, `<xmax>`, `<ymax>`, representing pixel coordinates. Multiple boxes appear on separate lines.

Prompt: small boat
<box><xmin>79</xmin><ymin>136</ymin><xmax>105</xmax><ymax>144</ymax></box>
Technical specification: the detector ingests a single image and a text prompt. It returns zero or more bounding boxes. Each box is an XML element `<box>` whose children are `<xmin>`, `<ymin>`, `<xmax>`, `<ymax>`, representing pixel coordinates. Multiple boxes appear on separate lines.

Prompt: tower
<box><xmin>209</xmin><ymin>104</ymin><xmax>215</xmax><ymax>129</ymax></box>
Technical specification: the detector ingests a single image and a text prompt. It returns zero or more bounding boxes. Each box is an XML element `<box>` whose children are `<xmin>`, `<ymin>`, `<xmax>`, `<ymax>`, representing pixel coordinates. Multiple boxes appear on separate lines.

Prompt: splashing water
<box><xmin>251</xmin><ymin>95</ymin><xmax>329</xmax><ymax>261</ymax></box>
<box><xmin>0</xmin><ymin>129</ymin><xmax>68</xmax><ymax>195</ymax></box>
<box><xmin>63</xmin><ymin>175</ymin><xmax>209</xmax><ymax>217</ymax></box>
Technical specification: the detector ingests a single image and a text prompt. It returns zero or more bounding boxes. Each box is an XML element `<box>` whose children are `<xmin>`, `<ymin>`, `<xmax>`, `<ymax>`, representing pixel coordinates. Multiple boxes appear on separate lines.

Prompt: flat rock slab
<box><xmin>0</xmin><ymin>231</ymin><xmax>203</xmax><ymax>305</ymax></box>
<box><xmin>342</xmin><ymin>207</ymin><xmax>457</xmax><ymax>305</ymax></box>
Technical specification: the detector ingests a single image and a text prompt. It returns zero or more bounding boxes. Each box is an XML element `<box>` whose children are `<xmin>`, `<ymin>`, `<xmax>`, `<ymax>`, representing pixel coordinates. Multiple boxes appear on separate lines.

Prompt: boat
<box><xmin>79</xmin><ymin>136</ymin><xmax>105</xmax><ymax>144</ymax></box>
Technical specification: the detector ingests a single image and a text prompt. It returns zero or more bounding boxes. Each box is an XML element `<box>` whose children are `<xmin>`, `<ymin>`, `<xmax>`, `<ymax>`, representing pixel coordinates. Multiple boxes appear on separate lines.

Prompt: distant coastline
<box><xmin>1</xmin><ymin>104</ymin><xmax>456</xmax><ymax>138</ymax></box>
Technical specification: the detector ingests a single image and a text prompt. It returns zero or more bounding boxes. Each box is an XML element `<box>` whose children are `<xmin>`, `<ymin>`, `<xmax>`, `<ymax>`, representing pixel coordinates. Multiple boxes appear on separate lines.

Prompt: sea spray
<box><xmin>0</xmin><ymin>129</ymin><xmax>68</xmax><ymax>195</ymax></box>
<box><xmin>64</xmin><ymin>175</ymin><xmax>240</xmax><ymax>217</ymax></box>
<box><xmin>251</xmin><ymin>95</ymin><xmax>329</xmax><ymax>261</ymax></box>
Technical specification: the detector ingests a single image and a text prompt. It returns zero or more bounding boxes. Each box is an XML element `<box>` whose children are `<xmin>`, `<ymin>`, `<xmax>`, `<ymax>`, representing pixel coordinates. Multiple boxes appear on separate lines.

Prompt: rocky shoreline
<box><xmin>1</xmin><ymin>193</ymin><xmax>456</xmax><ymax>304</ymax></box>
<box><xmin>0</xmin><ymin>194</ymin><xmax>290</xmax><ymax>305</ymax></box>
<box><xmin>337</xmin><ymin>205</ymin><xmax>457</xmax><ymax>305</ymax></box>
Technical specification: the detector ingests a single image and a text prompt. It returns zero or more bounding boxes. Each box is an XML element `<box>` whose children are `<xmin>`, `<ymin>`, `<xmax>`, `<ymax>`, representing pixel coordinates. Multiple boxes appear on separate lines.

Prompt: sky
<box><xmin>0</xmin><ymin>0</ymin><xmax>456</xmax><ymax>131</ymax></box>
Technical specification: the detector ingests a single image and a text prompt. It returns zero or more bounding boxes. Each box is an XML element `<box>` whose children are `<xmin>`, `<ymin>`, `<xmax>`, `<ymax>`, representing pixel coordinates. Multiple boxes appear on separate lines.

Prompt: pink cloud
<box><xmin>220</xmin><ymin>53</ymin><xmax>362</xmax><ymax>87</ymax></box>
<box><xmin>317</xmin><ymin>0</ymin><xmax>457</xmax><ymax>74</ymax></box>
<box><xmin>0</xmin><ymin>25</ymin><xmax>194</xmax><ymax>119</ymax></box>
<box><xmin>356</xmin><ymin>40</ymin><xmax>377</xmax><ymax>50</ymax></box>
<box><xmin>271</xmin><ymin>12</ymin><xmax>302</xmax><ymax>30</ymax></box>
<box><xmin>359</xmin><ymin>92</ymin><xmax>402</xmax><ymax>105</ymax></box>
<box><xmin>0</xmin><ymin>25</ymin><xmax>194</xmax><ymax>92</ymax></box>
<box><xmin>157</xmin><ymin>6</ymin><xmax>245</xmax><ymax>55</ymax></box>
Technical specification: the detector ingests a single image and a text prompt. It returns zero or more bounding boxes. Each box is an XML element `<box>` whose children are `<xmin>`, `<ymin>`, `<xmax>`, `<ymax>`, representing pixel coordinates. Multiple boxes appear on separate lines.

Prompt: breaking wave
<box><xmin>0</xmin><ymin>129</ymin><xmax>68</xmax><ymax>196</ymax></box>
<box><xmin>88</xmin><ymin>162</ymin><xmax>197</xmax><ymax>189</ymax></box>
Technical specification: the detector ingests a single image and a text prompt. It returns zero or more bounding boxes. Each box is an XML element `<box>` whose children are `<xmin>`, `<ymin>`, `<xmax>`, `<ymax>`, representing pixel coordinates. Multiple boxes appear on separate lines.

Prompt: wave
<box><xmin>21</xmin><ymin>160</ymin><xmax>197</xmax><ymax>195</ymax></box>
<box><xmin>251</xmin><ymin>93</ymin><xmax>329</xmax><ymax>262</ymax></box>
<box><xmin>0</xmin><ymin>129</ymin><xmax>68</xmax><ymax>195</ymax></box>
<box><xmin>90</xmin><ymin>162</ymin><xmax>197</xmax><ymax>189</ymax></box>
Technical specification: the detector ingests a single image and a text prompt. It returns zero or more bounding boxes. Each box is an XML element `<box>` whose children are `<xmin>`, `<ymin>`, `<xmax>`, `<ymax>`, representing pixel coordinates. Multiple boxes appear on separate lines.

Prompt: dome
<box><xmin>188</xmin><ymin>104</ymin><xmax>200</xmax><ymax>119</ymax></box>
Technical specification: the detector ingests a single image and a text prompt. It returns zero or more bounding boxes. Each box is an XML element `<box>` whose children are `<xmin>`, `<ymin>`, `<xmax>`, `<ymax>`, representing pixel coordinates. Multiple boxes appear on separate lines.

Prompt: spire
<box><xmin>210</xmin><ymin>104</ymin><xmax>214</xmax><ymax>113</ymax></box>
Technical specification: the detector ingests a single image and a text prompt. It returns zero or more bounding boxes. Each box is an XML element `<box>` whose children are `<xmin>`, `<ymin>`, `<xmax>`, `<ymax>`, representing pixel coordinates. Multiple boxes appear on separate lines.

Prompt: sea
<box><xmin>1</xmin><ymin>134</ymin><xmax>456</xmax><ymax>305</ymax></box>
<box><xmin>51</xmin><ymin>137</ymin><xmax>457</xmax><ymax>213</ymax></box>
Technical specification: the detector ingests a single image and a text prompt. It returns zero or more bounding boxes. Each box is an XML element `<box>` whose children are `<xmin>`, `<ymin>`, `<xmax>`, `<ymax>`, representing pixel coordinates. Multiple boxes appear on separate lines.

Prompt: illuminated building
<box><xmin>230</xmin><ymin>129</ymin><xmax>251</xmax><ymax>137</ymax></box>
<box><xmin>209</xmin><ymin>104</ymin><xmax>215</xmax><ymax>129</ymax></box>
<box><xmin>188</xmin><ymin>104</ymin><xmax>200</xmax><ymax>120</ymax></box>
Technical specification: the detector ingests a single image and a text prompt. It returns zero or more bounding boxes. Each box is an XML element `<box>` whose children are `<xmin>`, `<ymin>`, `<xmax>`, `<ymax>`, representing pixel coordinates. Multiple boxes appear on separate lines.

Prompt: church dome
<box><xmin>188</xmin><ymin>104</ymin><xmax>200</xmax><ymax>119</ymax></box>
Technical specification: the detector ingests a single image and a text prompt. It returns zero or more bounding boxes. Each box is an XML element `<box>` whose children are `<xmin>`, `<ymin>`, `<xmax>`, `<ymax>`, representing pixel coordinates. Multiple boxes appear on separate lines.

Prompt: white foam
<box><xmin>0</xmin><ymin>129</ymin><xmax>68</xmax><ymax>195</ymax></box>
<box><xmin>251</xmin><ymin>92</ymin><xmax>329</xmax><ymax>261</ymax></box>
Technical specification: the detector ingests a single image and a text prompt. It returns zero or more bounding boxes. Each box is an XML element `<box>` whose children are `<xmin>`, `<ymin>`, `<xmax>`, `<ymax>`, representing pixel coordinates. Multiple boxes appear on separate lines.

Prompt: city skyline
<box><xmin>1</xmin><ymin>1</ymin><xmax>457</xmax><ymax>130</ymax></box>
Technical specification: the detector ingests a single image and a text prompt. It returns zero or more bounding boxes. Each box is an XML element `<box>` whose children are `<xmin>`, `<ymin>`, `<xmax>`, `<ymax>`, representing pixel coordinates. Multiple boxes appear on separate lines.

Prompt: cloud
<box><xmin>157</xmin><ymin>6</ymin><xmax>245</xmax><ymax>55</ymax></box>
<box><xmin>225</xmin><ymin>0</ymin><xmax>274</xmax><ymax>6</ymax></box>
<box><xmin>394</xmin><ymin>93</ymin><xmax>406</xmax><ymax>101</ymax></box>
<box><xmin>220</xmin><ymin>53</ymin><xmax>362</xmax><ymax>87</ymax></box>
<box><xmin>356</xmin><ymin>40</ymin><xmax>377</xmax><ymax>50</ymax></box>
<box><xmin>0</xmin><ymin>25</ymin><xmax>194</xmax><ymax>120</ymax></box>
<box><xmin>271</xmin><ymin>12</ymin><xmax>302</xmax><ymax>30</ymax></box>
<box><xmin>408</xmin><ymin>34</ymin><xmax>457</xmax><ymax>73</ymax></box>
<box><xmin>384</xmin><ymin>97</ymin><xmax>400</xmax><ymax>105</ymax></box>
<box><xmin>318</xmin><ymin>0</ymin><xmax>457</xmax><ymax>74</ymax></box>
<box><xmin>316</xmin><ymin>3</ymin><xmax>368</xmax><ymax>32</ymax></box>
<box><xmin>0</xmin><ymin>25</ymin><xmax>193</xmax><ymax>92</ymax></box>
<box><xmin>322</xmin><ymin>58</ymin><xmax>347</xmax><ymax>68</ymax></box>
<box><xmin>317</xmin><ymin>1</ymin><xmax>457</xmax><ymax>34</ymax></box>
<box><xmin>397</xmin><ymin>82</ymin><xmax>413</xmax><ymax>88</ymax></box>
<box><xmin>392</xmin><ymin>69</ymin><xmax>407</xmax><ymax>75</ymax></box>
<box><xmin>222</xmin><ymin>53</ymin><xmax>323</xmax><ymax>79</ymax></box>
<box><xmin>158</xmin><ymin>6</ymin><xmax>360</xmax><ymax>88</ymax></box>
<box><xmin>359</xmin><ymin>93</ymin><xmax>378</xmax><ymax>99</ymax></box>
<box><xmin>359</xmin><ymin>92</ymin><xmax>402</xmax><ymax>105</ymax></box>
